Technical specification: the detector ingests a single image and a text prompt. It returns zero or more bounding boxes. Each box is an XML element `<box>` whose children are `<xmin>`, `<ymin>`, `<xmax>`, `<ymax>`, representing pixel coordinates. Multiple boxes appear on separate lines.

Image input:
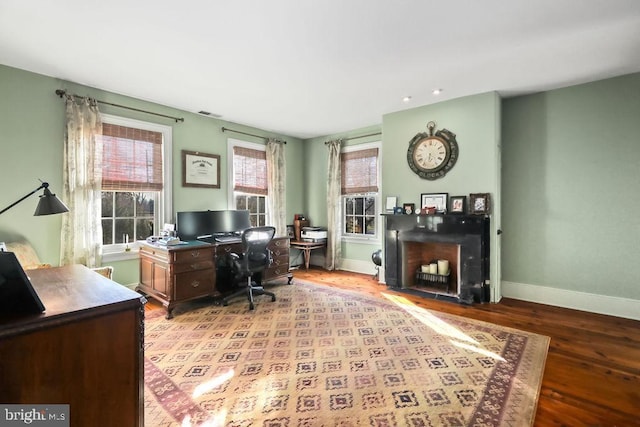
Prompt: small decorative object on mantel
<box><xmin>402</xmin><ymin>203</ymin><xmax>415</xmax><ymax>215</ymax></box>
<box><xmin>407</xmin><ymin>121</ymin><xmax>460</xmax><ymax>180</ymax></box>
<box><xmin>385</xmin><ymin>196</ymin><xmax>397</xmax><ymax>213</ymax></box>
<box><xmin>449</xmin><ymin>196</ymin><xmax>466</xmax><ymax>214</ymax></box>
<box><xmin>393</xmin><ymin>206</ymin><xmax>404</xmax><ymax>215</ymax></box>
<box><xmin>420</xmin><ymin>193</ymin><xmax>448</xmax><ymax>214</ymax></box>
<box><xmin>469</xmin><ymin>193</ymin><xmax>491</xmax><ymax>214</ymax></box>
<box><xmin>421</xmin><ymin>206</ymin><xmax>437</xmax><ymax>215</ymax></box>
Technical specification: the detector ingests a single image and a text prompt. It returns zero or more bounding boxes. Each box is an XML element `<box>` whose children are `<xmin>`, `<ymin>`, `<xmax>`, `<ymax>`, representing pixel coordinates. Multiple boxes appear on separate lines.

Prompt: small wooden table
<box><xmin>290</xmin><ymin>240</ymin><xmax>326</xmax><ymax>269</ymax></box>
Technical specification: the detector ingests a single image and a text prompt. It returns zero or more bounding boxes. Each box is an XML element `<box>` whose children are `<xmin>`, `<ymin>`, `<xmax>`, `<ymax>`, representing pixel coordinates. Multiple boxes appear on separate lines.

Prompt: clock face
<box><xmin>407</xmin><ymin>129</ymin><xmax>459</xmax><ymax>180</ymax></box>
<box><xmin>412</xmin><ymin>137</ymin><xmax>448</xmax><ymax>171</ymax></box>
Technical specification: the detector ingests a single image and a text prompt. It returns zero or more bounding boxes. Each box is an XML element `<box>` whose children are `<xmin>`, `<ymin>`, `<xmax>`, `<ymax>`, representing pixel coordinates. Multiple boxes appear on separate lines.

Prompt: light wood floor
<box><xmin>146</xmin><ymin>267</ymin><xmax>640</xmax><ymax>426</ymax></box>
<box><xmin>291</xmin><ymin>267</ymin><xmax>640</xmax><ymax>426</ymax></box>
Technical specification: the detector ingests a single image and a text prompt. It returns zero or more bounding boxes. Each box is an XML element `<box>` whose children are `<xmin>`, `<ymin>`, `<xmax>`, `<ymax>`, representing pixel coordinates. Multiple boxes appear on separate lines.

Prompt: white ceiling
<box><xmin>2</xmin><ymin>1</ymin><xmax>640</xmax><ymax>139</ymax></box>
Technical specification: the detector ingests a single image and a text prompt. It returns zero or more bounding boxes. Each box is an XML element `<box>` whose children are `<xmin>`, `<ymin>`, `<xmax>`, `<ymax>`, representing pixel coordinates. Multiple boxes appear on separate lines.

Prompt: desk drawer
<box><xmin>173</xmin><ymin>259</ymin><xmax>215</xmax><ymax>274</ymax></box>
<box><xmin>172</xmin><ymin>247</ymin><xmax>214</xmax><ymax>264</ymax></box>
<box><xmin>271</xmin><ymin>254</ymin><xmax>289</xmax><ymax>268</ymax></box>
<box><xmin>270</xmin><ymin>237</ymin><xmax>290</xmax><ymax>249</ymax></box>
<box><xmin>174</xmin><ymin>269</ymin><xmax>215</xmax><ymax>300</ymax></box>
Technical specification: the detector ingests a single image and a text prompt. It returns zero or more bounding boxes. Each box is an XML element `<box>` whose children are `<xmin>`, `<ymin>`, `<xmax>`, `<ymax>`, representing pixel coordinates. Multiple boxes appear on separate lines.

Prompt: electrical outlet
<box><xmin>0</xmin><ymin>242</ymin><xmax>6</xmax><ymax>252</ymax></box>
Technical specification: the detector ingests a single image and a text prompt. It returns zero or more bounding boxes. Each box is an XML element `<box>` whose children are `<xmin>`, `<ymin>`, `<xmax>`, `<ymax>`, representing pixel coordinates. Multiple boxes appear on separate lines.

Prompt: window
<box><xmin>99</xmin><ymin>115</ymin><xmax>172</xmax><ymax>254</ymax></box>
<box><xmin>341</xmin><ymin>143</ymin><xmax>380</xmax><ymax>239</ymax></box>
<box><xmin>230</xmin><ymin>140</ymin><xmax>267</xmax><ymax>227</ymax></box>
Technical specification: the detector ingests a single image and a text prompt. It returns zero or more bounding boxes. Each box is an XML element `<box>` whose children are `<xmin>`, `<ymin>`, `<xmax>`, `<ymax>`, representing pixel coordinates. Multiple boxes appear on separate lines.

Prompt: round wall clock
<box><xmin>407</xmin><ymin>121</ymin><xmax>459</xmax><ymax>180</ymax></box>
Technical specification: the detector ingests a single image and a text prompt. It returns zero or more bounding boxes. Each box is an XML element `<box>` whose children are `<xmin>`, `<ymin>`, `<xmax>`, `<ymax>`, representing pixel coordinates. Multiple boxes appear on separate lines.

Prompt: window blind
<box><xmin>101</xmin><ymin>123</ymin><xmax>164</xmax><ymax>191</ymax></box>
<box><xmin>341</xmin><ymin>148</ymin><xmax>378</xmax><ymax>194</ymax></box>
<box><xmin>233</xmin><ymin>146</ymin><xmax>268</xmax><ymax>195</ymax></box>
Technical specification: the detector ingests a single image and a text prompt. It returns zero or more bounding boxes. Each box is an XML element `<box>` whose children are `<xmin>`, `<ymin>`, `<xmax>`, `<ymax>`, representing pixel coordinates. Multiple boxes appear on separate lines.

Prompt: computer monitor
<box><xmin>209</xmin><ymin>209</ymin><xmax>251</xmax><ymax>235</ymax></box>
<box><xmin>176</xmin><ymin>211</ymin><xmax>214</xmax><ymax>240</ymax></box>
<box><xmin>0</xmin><ymin>251</ymin><xmax>46</xmax><ymax>314</ymax></box>
<box><xmin>176</xmin><ymin>210</ymin><xmax>251</xmax><ymax>240</ymax></box>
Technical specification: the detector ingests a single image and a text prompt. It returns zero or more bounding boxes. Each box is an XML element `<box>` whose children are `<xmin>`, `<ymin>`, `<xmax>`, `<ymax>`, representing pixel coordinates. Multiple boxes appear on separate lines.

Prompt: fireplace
<box><xmin>383</xmin><ymin>214</ymin><xmax>490</xmax><ymax>304</ymax></box>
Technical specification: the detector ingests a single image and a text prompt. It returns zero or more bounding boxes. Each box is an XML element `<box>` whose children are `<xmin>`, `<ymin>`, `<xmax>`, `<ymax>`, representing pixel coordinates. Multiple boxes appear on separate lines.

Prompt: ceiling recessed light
<box><xmin>402</xmin><ymin>96</ymin><xmax>412</xmax><ymax>103</ymax></box>
<box><xmin>432</xmin><ymin>89</ymin><xmax>443</xmax><ymax>95</ymax></box>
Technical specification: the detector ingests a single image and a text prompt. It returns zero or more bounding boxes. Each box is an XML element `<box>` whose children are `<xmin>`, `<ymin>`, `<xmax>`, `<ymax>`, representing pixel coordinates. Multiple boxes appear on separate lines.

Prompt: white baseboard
<box><xmin>501</xmin><ymin>280</ymin><xmax>640</xmax><ymax>321</ymax></box>
<box><xmin>338</xmin><ymin>258</ymin><xmax>379</xmax><ymax>277</ymax></box>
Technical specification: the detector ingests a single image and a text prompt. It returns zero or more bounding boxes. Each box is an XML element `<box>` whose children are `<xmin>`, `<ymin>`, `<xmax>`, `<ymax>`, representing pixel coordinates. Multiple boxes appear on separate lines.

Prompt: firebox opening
<box><xmin>402</xmin><ymin>241</ymin><xmax>460</xmax><ymax>296</ymax></box>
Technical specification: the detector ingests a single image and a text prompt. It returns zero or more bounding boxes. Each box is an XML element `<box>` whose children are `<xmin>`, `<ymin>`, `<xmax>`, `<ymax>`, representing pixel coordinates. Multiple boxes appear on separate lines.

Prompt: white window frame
<box><xmin>341</xmin><ymin>141</ymin><xmax>381</xmax><ymax>244</ymax></box>
<box><xmin>102</xmin><ymin>114</ymin><xmax>173</xmax><ymax>262</ymax></box>
<box><xmin>227</xmin><ymin>138</ymin><xmax>268</xmax><ymax>225</ymax></box>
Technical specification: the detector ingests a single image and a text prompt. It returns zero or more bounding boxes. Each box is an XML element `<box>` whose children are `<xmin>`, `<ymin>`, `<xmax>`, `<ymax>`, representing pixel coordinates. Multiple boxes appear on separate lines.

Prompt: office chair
<box><xmin>221</xmin><ymin>226</ymin><xmax>277</xmax><ymax>310</ymax></box>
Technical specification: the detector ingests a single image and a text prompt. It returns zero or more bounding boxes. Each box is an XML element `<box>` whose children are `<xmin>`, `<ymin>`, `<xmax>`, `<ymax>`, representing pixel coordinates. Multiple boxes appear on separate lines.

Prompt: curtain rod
<box><xmin>221</xmin><ymin>127</ymin><xmax>286</xmax><ymax>144</ymax></box>
<box><xmin>55</xmin><ymin>89</ymin><xmax>185</xmax><ymax>123</ymax></box>
<box><xmin>324</xmin><ymin>131</ymin><xmax>382</xmax><ymax>145</ymax></box>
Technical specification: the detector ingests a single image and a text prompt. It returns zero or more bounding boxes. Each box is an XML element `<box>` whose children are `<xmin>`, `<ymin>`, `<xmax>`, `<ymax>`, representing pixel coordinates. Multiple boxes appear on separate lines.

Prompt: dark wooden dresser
<box><xmin>0</xmin><ymin>265</ymin><xmax>145</xmax><ymax>427</ymax></box>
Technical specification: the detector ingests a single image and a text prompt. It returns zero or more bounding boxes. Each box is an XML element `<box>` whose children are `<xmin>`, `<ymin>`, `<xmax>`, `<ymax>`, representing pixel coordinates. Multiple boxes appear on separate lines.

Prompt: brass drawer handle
<box><xmin>191</xmin><ymin>251</ymin><xmax>200</xmax><ymax>258</ymax></box>
<box><xmin>191</xmin><ymin>281</ymin><xmax>200</xmax><ymax>288</ymax></box>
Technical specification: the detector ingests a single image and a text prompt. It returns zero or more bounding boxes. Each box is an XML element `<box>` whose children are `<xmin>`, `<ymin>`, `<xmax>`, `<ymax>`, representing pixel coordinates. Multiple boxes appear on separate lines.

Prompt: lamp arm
<box><xmin>0</xmin><ymin>183</ymin><xmax>47</xmax><ymax>216</ymax></box>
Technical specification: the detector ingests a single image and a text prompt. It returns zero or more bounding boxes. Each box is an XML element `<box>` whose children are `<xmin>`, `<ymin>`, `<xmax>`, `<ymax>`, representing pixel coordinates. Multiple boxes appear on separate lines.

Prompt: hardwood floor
<box><xmin>145</xmin><ymin>267</ymin><xmax>640</xmax><ymax>426</ymax></box>
<box><xmin>291</xmin><ymin>268</ymin><xmax>640</xmax><ymax>427</ymax></box>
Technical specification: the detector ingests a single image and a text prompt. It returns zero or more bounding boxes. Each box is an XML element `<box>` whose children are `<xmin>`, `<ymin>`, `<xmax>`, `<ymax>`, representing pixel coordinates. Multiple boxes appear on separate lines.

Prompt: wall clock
<box><xmin>407</xmin><ymin>121</ymin><xmax>459</xmax><ymax>180</ymax></box>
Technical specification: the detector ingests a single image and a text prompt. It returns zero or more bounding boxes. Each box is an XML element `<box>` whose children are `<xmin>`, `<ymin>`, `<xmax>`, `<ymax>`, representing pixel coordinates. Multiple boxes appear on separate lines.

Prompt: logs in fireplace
<box><xmin>383</xmin><ymin>214</ymin><xmax>490</xmax><ymax>304</ymax></box>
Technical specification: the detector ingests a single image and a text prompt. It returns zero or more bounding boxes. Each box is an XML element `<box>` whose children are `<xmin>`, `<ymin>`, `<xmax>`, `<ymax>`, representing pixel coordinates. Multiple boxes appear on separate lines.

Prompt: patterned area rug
<box><xmin>143</xmin><ymin>281</ymin><xmax>549</xmax><ymax>426</ymax></box>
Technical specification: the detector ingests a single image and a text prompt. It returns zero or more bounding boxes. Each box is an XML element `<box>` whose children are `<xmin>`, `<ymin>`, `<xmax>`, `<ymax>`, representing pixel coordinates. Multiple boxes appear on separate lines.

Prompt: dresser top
<box><xmin>0</xmin><ymin>264</ymin><xmax>144</xmax><ymax>337</ymax></box>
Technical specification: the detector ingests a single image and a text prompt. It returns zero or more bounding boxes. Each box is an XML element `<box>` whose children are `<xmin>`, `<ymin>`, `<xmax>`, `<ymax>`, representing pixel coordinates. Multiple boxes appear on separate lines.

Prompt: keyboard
<box><xmin>215</xmin><ymin>236</ymin><xmax>242</xmax><ymax>243</ymax></box>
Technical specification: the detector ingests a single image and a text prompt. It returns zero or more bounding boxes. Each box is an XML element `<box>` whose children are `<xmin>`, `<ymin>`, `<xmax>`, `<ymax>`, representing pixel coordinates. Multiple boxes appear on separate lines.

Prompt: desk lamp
<box><xmin>0</xmin><ymin>181</ymin><xmax>69</xmax><ymax>217</ymax></box>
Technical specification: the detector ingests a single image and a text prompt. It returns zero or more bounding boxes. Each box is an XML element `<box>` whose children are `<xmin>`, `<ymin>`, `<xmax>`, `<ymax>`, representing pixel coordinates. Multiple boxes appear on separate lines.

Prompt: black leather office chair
<box><xmin>221</xmin><ymin>226</ymin><xmax>277</xmax><ymax>310</ymax></box>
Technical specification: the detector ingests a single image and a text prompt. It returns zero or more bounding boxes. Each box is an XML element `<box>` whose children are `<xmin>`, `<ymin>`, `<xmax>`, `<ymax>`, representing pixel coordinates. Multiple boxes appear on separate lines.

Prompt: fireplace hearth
<box><xmin>383</xmin><ymin>214</ymin><xmax>489</xmax><ymax>304</ymax></box>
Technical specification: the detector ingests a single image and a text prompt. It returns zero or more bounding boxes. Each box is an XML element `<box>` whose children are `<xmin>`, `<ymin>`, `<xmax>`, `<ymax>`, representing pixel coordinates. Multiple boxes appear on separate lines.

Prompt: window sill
<box><xmin>341</xmin><ymin>236</ymin><xmax>381</xmax><ymax>245</ymax></box>
<box><xmin>103</xmin><ymin>248</ymin><xmax>140</xmax><ymax>263</ymax></box>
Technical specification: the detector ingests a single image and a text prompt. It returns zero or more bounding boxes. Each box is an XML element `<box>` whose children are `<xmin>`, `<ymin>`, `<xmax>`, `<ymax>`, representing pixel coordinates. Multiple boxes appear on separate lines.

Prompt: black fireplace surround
<box><xmin>383</xmin><ymin>214</ymin><xmax>490</xmax><ymax>304</ymax></box>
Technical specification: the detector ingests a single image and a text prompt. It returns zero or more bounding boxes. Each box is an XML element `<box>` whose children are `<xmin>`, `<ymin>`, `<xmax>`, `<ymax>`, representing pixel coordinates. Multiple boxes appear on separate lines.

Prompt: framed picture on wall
<box><xmin>449</xmin><ymin>196</ymin><xmax>466</xmax><ymax>214</ymax></box>
<box><xmin>182</xmin><ymin>150</ymin><xmax>220</xmax><ymax>188</ymax></box>
<box><xmin>420</xmin><ymin>193</ymin><xmax>448</xmax><ymax>213</ymax></box>
<box><xmin>469</xmin><ymin>193</ymin><xmax>491</xmax><ymax>214</ymax></box>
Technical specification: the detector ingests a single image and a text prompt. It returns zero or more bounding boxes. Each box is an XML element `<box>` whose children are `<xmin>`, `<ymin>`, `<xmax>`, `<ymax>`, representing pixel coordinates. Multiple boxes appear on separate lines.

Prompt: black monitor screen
<box><xmin>177</xmin><ymin>210</ymin><xmax>251</xmax><ymax>240</ymax></box>
<box><xmin>176</xmin><ymin>211</ymin><xmax>214</xmax><ymax>240</ymax></box>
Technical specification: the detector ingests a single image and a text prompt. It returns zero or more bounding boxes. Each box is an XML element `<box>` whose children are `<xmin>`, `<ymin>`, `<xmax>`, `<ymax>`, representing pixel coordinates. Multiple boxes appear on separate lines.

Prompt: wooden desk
<box><xmin>138</xmin><ymin>237</ymin><xmax>291</xmax><ymax>318</ymax></box>
<box><xmin>0</xmin><ymin>265</ymin><xmax>145</xmax><ymax>427</ymax></box>
<box><xmin>290</xmin><ymin>240</ymin><xmax>326</xmax><ymax>269</ymax></box>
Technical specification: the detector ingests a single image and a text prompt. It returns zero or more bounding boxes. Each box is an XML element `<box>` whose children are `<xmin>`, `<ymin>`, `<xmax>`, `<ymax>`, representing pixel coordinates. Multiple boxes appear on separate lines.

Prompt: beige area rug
<box><xmin>143</xmin><ymin>280</ymin><xmax>549</xmax><ymax>427</ymax></box>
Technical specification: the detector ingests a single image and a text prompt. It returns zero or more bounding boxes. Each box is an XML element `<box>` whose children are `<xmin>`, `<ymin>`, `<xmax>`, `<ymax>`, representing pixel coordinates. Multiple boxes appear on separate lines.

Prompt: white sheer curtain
<box><xmin>266</xmin><ymin>138</ymin><xmax>287</xmax><ymax>236</ymax></box>
<box><xmin>325</xmin><ymin>139</ymin><xmax>342</xmax><ymax>270</ymax></box>
<box><xmin>60</xmin><ymin>96</ymin><xmax>103</xmax><ymax>267</ymax></box>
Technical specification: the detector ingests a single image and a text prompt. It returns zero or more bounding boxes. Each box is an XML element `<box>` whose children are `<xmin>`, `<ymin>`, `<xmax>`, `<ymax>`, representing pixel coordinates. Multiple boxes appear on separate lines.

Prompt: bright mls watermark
<box><xmin>0</xmin><ymin>405</ymin><xmax>69</xmax><ymax>426</ymax></box>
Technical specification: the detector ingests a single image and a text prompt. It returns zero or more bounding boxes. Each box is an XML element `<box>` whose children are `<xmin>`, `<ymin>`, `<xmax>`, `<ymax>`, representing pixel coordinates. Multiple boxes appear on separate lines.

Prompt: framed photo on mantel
<box><xmin>469</xmin><ymin>193</ymin><xmax>491</xmax><ymax>214</ymax></box>
<box><xmin>182</xmin><ymin>150</ymin><xmax>220</xmax><ymax>188</ymax></box>
<box><xmin>449</xmin><ymin>195</ymin><xmax>466</xmax><ymax>214</ymax></box>
<box><xmin>420</xmin><ymin>193</ymin><xmax>448</xmax><ymax>213</ymax></box>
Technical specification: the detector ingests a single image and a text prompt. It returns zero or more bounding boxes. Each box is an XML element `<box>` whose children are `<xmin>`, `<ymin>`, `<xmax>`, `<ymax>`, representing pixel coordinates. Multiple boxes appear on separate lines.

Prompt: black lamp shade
<box><xmin>34</xmin><ymin>188</ymin><xmax>69</xmax><ymax>216</ymax></box>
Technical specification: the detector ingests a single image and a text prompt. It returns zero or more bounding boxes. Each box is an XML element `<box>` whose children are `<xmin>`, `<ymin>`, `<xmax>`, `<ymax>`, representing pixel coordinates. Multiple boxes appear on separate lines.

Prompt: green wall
<box><xmin>0</xmin><ymin>64</ymin><xmax>305</xmax><ymax>285</ymax></box>
<box><xmin>381</xmin><ymin>92</ymin><xmax>502</xmax><ymax>298</ymax></box>
<box><xmin>302</xmin><ymin>93</ymin><xmax>502</xmax><ymax>291</ymax></box>
<box><xmin>3</xmin><ymin>61</ymin><xmax>638</xmax><ymax>306</ymax></box>
<box><xmin>502</xmin><ymin>73</ymin><xmax>640</xmax><ymax>299</ymax></box>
